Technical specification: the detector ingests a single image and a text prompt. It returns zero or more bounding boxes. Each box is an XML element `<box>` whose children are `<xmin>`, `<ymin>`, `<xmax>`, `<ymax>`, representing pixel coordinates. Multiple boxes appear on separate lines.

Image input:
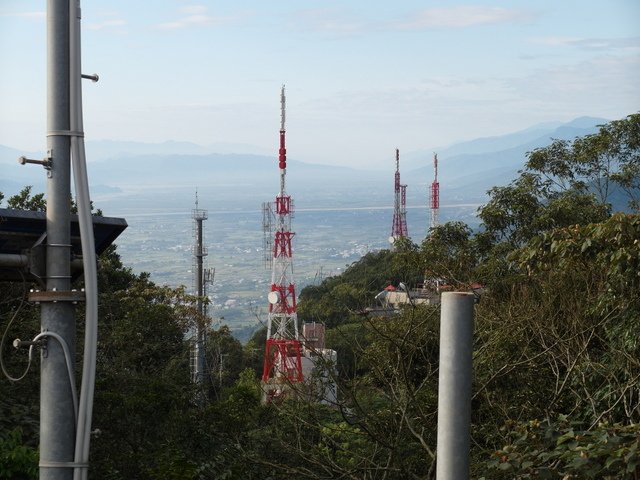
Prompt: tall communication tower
<box><xmin>390</xmin><ymin>148</ymin><xmax>409</xmax><ymax>244</ymax></box>
<box><xmin>430</xmin><ymin>153</ymin><xmax>440</xmax><ymax>230</ymax></box>
<box><xmin>191</xmin><ymin>192</ymin><xmax>208</xmax><ymax>384</ymax></box>
<box><xmin>261</xmin><ymin>86</ymin><xmax>304</xmax><ymax>401</ymax></box>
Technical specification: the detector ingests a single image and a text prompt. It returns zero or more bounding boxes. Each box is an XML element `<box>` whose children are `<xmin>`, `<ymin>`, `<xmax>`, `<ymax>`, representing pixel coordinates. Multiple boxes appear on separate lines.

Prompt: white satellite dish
<box><xmin>267</xmin><ymin>291</ymin><xmax>280</xmax><ymax>305</ymax></box>
<box><xmin>388</xmin><ymin>236</ymin><xmax>396</xmax><ymax>244</ymax></box>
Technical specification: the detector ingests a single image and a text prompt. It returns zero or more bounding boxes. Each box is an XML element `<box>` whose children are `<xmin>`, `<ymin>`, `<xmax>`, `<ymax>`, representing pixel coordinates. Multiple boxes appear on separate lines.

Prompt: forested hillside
<box><xmin>1</xmin><ymin>114</ymin><xmax>639</xmax><ymax>479</ymax></box>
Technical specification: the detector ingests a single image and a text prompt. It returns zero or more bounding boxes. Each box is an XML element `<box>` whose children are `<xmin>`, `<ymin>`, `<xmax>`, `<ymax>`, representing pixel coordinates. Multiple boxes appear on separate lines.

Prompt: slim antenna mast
<box><xmin>430</xmin><ymin>153</ymin><xmax>440</xmax><ymax>230</ymax></box>
<box><xmin>191</xmin><ymin>192</ymin><xmax>208</xmax><ymax>384</ymax></box>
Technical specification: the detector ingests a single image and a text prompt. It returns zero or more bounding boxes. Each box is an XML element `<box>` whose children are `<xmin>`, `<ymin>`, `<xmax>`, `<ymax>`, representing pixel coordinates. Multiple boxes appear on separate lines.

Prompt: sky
<box><xmin>1</xmin><ymin>1</ymin><xmax>639</xmax><ymax>170</ymax></box>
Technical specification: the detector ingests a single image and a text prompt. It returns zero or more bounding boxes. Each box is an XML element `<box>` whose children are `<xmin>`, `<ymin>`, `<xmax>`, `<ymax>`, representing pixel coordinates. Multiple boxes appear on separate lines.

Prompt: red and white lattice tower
<box><xmin>262</xmin><ymin>86</ymin><xmax>304</xmax><ymax>401</ymax></box>
<box><xmin>390</xmin><ymin>148</ymin><xmax>409</xmax><ymax>244</ymax></box>
<box><xmin>430</xmin><ymin>153</ymin><xmax>440</xmax><ymax>230</ymax></box>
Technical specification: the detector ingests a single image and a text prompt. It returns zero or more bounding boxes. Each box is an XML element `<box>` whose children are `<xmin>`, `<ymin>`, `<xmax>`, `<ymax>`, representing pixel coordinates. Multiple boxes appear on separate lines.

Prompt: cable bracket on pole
<box><xmin>81</xmin><ymin>73</ymin><xmax>99</xmax><ymax>82</ymax></box>
<box><xmin>28</xmin><ymin>289</ymin><xmax>85</xmax><ymax>304</ymax></box>
<box><xmin>12</xmin><ymin>338</ymin><xmax>43</xmax><ymax>349</ymax></box>
<box><xmin>18</xmin><ymin>149</ymin><xmax>53</xmax><ymax>177</ymax></box>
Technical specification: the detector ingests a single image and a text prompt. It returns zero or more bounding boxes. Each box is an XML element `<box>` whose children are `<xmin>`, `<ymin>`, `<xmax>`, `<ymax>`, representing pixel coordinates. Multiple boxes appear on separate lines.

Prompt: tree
<box><xmin>526</xmin><ymin>113</ymin><xmax>640</xmax><ymax>210</ymax></box>
<box><xmin>1</xmin><ymin>236</ymin><xmax>227</xmax><ymax>479</ymax></box>
<box><xmin>205</xmin><ymin>325</ymin><xmax>245</xmax><ymax>399</ymax></box>
<box><xmin>244</xmin><ymin>325</ymin><xmax>267</xmax><ymax>378</ymax></box>
<box><xmin>478</xmin><ymin>172</ymin><xmax>610</xmax><ymax>249</ymax></box>
<box><xmin>298</xmin><ymin>249</ymin><xmax>423</xmax><ymax>327</ymax></box>
<box><xmin>511</xmin><ymin>213</ymin><xmax>640</xmax><ymax>423</ymax></box>
<box><xmin>604</xmin><ymin>113</ymin><xmax>640</xmax><ymax>210</ymax></box>
<box><xmin>89</xmin><ymin>248</ymin><xmax>203</xmax><ymax>479</ymax></box>
<box><xmin>420</xmin><ymin>221</ymin><xmax>478</xmax><ymax>287</ymax></box>
<box><xmin>1</xmin><ymin>186</ymin><xmax>101</xmax><ymax>214</ymax></box>
<box><xmin>233</xmin><ymin>306</ymin><xmax>442</xmax><ymax>480</ymax></box>
<box><xmin>524</xmin><ymin>113</ymin><xmax>640</xmax><ymax>212</ymax></box>
<box><xmin>477</xmin><ymin>115</ymin><xmax>640</xmax><ymax>250</ymax></box>
<box><xmin>5</xmin><ymin>186</ymin><xmax>45</xmax><ymax>212</ymax></box>
<box><xmin>0</xmin><ymin>259</ymin><xmax>41</xmax><ymax>466</ymax></box>
<box><xmin>0</xmin><ymin>428</ymin><xmax>37</xmax><ymax>480</ymax></box>
<box><xmin>482</xmin><ymin>417</ymin><xmax>640</xmax><ymax>479</ymax></box>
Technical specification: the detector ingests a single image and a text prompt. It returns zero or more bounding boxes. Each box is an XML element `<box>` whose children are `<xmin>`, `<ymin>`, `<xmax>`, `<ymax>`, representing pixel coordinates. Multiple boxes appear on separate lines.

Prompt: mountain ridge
<box><xmin>405</xmin><ymin>119</ymin><xmax>607</xmax><ymax>200</ymax></box>
<box><xmin>0</xmin><ymin>116</ymin><xmax>612</xmax><ymax>204</ymax></box>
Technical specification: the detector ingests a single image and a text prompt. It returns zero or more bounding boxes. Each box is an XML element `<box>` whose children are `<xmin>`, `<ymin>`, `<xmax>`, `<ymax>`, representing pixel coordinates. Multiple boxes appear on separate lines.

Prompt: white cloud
<box><xmin>292</xmin><ymin>8</ymin><xmax>365</xmax><ymax>36</ymax></box>
<box><xmin>155</xmin><ymin>5</ymin><xmax>231</xmax><ymax>30</ymax></box>
<box><xmin>86</xmin><ymin>19</ymin><xmax>126</xmax><ymax>31</ymax></box>
<box><xmin>179</xmin><ymin>5</ymin><xmax>208</xmax><ymax>15</ymax></box>
<box><xmin>528</xmin><ymin>36</ymin><xmax>580</xmax><ymax>46</ymax></box>
<box><xmin>393</xmin><ymin>6</ymin><xmax>534</xmax><ymax>30</ymax></box>
<box><xmin>291</xmin><ymin>6</ymin><xmax>533</xmax><ymax>37</ymax></box>
<box><xmin>530</xmin><ymin>36</ymin><xmax>640</xmax><ymax>52</ymax></box>
<box><xmin>507</xmin><ymin>54</ymin><xmax>640</xmax><ymax>117</ymax></box>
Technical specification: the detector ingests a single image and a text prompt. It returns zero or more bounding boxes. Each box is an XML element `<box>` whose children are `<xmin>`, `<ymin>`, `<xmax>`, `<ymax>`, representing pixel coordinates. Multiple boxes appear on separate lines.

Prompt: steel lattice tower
<box><xmin>262</xmin><ymin>86</ymin><xmax>303</xmax><ymax>401</ymax></box>
<box><xmin>430</xmin><ymin>153</ymin><xmax>440</xmax><ymax>231</ymax></box>
<box><xmin>390</xmin><ymin>148</ymin><xmax>408</xmax><ymax>244</ymax></box>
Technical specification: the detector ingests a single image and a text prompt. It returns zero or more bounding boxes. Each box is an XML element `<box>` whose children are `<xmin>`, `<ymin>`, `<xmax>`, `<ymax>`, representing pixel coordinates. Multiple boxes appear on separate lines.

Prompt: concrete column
<box><xmin>436</xmin><ymin>292</ymin><xmax>475</xmax><ymax>480</ymax></box>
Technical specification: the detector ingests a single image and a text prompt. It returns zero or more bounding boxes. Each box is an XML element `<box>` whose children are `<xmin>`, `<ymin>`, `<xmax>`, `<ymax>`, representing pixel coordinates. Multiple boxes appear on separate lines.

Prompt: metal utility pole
<box><xmin>436</xmin><ymin>292</ymin><xmax>475</xmax><ymax>480</ymax></box>
<box><xmin>192</xmin><ymin>195</ymin><xmax>208</xmax><ymax>384</ymax></box>
<box><xmin>430</xmin><ymin>153</ymin><xmax>440</xmax><ymax>231</ymax></box>
<box><xmin>40</xmin><ymin>1</ymin><xmax>75</xmax><ymax>479</ymax></box>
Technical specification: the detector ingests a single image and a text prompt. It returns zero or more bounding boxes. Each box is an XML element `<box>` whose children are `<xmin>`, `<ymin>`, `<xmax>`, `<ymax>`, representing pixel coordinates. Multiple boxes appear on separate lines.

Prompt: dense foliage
<box><xmin>1</xmin><ymin>113</ymin><xmax>639</xmax><ymax>478</ymax></box>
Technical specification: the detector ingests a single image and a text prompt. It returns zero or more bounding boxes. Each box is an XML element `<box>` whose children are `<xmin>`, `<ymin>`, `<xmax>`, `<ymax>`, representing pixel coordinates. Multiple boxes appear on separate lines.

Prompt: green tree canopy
<box><xmin>478</xmin><ymin>113</ymin><xmax>640</xmax><ymax>251</ymax></box>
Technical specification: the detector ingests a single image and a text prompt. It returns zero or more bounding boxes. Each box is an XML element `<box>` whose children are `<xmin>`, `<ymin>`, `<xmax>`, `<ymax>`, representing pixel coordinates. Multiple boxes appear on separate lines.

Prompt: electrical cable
<box><xmin>0</xmin><ymin>297</ymin><xmax>79</xmax><ymax>425</ymax></box>
<box><xmin>69</xmin><ymin>2</ymin><xmax>99</xmax><ymax>478</ymax></box>
<box><xmin>31</xmin><ymin>331</ymin><xmax>79</xmax><ymax>425</ymax></box>
<box><xmin>0</xmin><ymin>294</ymin><xmax>29</xmax><ymax>382</ymax></box>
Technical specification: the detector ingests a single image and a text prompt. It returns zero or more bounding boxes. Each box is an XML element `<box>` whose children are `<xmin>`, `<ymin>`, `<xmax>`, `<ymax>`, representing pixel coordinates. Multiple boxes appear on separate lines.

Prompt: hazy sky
<box><xmin>1</xmin><ymin>1</ymin><xmax>639</xmax><ymax>169</ymax></box>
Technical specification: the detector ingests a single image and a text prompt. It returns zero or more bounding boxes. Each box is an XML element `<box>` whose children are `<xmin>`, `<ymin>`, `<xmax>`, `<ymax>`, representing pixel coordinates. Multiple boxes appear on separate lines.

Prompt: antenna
<box><xmin>430</xmin><ymin>153</ymin><xmax>440</xmax><ymax>230</ymax></box>
<box><xmin>261</xmin><ymin>85</ymin><xmax>304</xmax><ymax>402</ymax></box>
<box><xmin>191</xmin><ymin>192</ymin><xmax>208</xmax><ymax>384</ymax></box>
<box><xmin>203</xmin><ymin>267</ymin><xmax>215</xmax><ymax>314</ymax></box>
<box><xmin>280</xmin><ymin>84</ymin><xmax>286</xmax><ymax>131</ymax></box>
<box><xmin>262</xmin><ymin>201</ymin><xmax>274</xmax><ymax>269</ymax></box>
<box><xmin>390</xmin><ymin>148</ymin><xmax>409</xmax><ymax>245</ymax></box>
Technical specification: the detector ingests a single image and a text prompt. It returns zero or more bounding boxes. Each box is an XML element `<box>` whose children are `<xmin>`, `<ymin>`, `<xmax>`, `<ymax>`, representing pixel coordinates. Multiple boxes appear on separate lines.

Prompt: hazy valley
<box><xmin>0</xmin><ymin>116</ymin><xmax>608</xmax><ymax>338</ymax></box>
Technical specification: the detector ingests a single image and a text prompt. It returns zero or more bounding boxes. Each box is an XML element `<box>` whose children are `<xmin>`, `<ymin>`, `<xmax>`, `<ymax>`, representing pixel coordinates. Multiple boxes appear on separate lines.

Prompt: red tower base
<box><xmin>262</xmin><ymin>338</ymin><xmax>304</xmax><ymax>401</ymax></box>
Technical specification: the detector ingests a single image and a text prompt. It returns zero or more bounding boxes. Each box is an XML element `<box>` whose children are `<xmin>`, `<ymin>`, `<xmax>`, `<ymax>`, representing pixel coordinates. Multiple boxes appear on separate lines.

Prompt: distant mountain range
<box><xmin>85</xmin><ymin>139</ymin><xmax>271</xmax><ymax>160</ymax></box>
<box><xmin>404</xmin><ymin>116</ymin><xmax>607</xmax><ymax>202</ymax></box>
<box><xmin>0</xmin><ymin>116</ymin><xmax>610</xmax><ymax>208</ymax></box>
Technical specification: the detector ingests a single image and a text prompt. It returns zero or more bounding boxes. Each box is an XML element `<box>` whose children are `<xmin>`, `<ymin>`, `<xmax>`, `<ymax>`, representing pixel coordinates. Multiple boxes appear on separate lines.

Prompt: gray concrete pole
<box><xmin>41</xmin><ymin>1</ymin><xmax>75</xmax><ymax>479</ymax></box>
<box><xmin>436</xmin><ymin>292</ymin><xmax>475</xmax><ymax>480</ymax></box>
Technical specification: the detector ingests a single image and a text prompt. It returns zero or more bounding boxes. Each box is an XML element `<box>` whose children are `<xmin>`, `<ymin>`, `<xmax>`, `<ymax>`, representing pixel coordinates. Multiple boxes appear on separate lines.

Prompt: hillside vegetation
<box><xmin>1</xmin><ymin>113</ymin><xmax>639</xmax><ymax>479</ymax></box>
